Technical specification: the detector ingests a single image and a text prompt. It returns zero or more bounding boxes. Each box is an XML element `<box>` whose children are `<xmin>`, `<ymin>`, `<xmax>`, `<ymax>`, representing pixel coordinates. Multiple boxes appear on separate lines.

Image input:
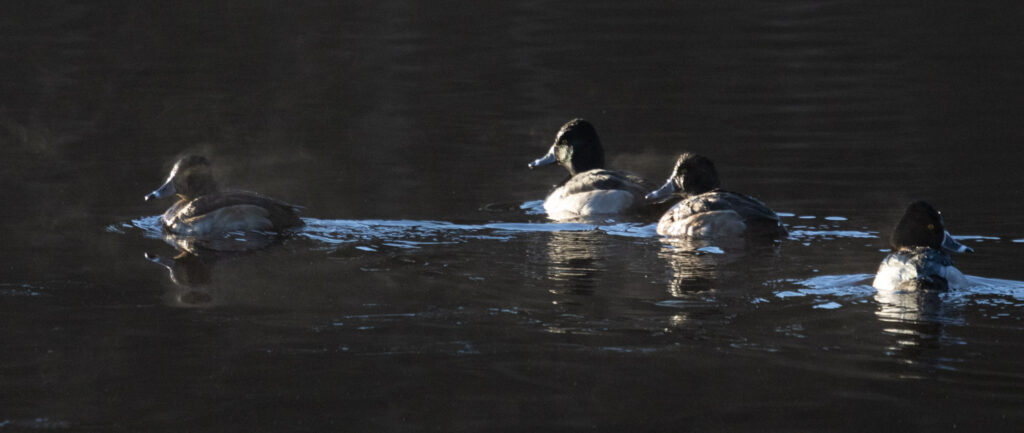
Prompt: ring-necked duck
<box><xmin>645</xmin><ymin>153</ymin><xmax>786</xmax><ymax>240</ymax></box>
<box><xmin>872</xmin><ymin>201</ymin><xmax>973</xmax><ymax>291</ymax></box>
<box><xmin>527</xmin><ymin>119</ymin><xmax>659</xmax><ymax>220</ymax></box>
<box><xmin>145</xmin><ymin>155</ymin><xmax>303</xmax><ymax>238</ymax></box>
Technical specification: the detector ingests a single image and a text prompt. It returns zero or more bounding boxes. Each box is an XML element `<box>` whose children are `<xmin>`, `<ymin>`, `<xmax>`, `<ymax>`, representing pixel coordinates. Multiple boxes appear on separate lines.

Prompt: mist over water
<box><xmin>3</xmin><ymin>1</ymin><xmax>1024</xmax><ymax>431</ymax></box>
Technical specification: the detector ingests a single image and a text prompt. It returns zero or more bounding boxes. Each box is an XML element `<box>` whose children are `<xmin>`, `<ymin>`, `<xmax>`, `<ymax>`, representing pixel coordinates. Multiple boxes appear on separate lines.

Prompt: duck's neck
<box><xmin>567</xmin><ymin>152</ymin><xmax>603</xmax><ymax>175</ymax></box>
<box><xmin>682</xmin><ymin>185</ymin><xmax>717</xmax><ymax>197</ymax></box>
<box><xmin>183</xmin><ymin>175</ymin><xmax>219</xmax><ymax>197</ymax></box>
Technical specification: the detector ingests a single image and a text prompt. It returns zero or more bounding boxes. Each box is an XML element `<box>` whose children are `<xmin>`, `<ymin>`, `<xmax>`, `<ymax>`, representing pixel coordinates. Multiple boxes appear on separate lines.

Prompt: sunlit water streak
<box><xmin>114</xmin><ymin>215</ymin><xmax>659</xmax><ymax>249</ymax></box>
<box><xmin>109</xmin><ymin>212</ymin><xmax>971</xmax><ymax>256</ymax></box>
<box><xmin>300</xmin><ymin>217</ymin><xmax>659</xmax><ymax>246</ymax></box>
<box><xmin>111</xmin><ymin>213</ymin><xmax>1018</xmax><ymax>264</ymax></box>
<box><xmin>112</xmin><ymin>208</ymin><xmax>897</xmax><ymax>250</ymax></box>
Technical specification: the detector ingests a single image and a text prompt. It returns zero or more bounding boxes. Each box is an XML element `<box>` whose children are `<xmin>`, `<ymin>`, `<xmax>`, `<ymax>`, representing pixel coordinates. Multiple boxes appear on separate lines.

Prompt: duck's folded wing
<box><xmin>180</xmin><ymin>190</ymin><xmax>303</xmax><ymax>228</ymax></box>
<box><xmin>664</xmin><ymin>191</ymin><xmax>786</xmax><ymax>238</ymax></box>
<box><xmin>716</xmin><ymin>191</ymin><xmax>781</xmax><ymax>222</ymax></box>
<box><xmin>559</xmin><ymin>169</ymin><xmax>652</xmax><ymax>196</ymax></box>
<box><xmin>672</xmin><ymin>191</ymin><xmax>778</xmax><ymax>221</ymax></box>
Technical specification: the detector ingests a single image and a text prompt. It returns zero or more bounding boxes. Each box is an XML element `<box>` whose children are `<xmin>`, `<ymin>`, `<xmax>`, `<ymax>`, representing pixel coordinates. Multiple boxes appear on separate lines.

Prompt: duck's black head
<box><xmin>890</xmin><ymin>201</ymin><xmax>973</xmax><ymax>253</ymax></box>
<box><xmin>145</xmin><ymin>155</ymin><xmax>218</xmax><ymax>202</ymax></box>
<box><xmin>528</xmin><ymin>118</ymin><xmax>605</xmax><ymax>176</ymax></box>
<box><xmin>645</xmin><ymin>152</ymin><xmax>720</xmax><ymax>202</ymax></box>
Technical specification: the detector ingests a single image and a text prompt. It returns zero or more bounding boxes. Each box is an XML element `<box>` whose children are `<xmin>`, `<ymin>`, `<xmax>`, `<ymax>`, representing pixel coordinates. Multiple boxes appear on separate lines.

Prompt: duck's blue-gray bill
<box><xmin>644</xmin><ymin>179</ymin><xmax>678</xmax><ymax>202</ymax></box>
<box><xmin>144</xmin><ymin>180</ymin><xmax>176</xmax><ymax>202</ymax></box>
<box><xmin>942</xmin><ymin>231</ymin><xmax>974</xmax><ymax>253</ymax></box>
<box><xmin>528</xmin><ymin>148</ymin><xmax>557</xmax><ymax>169</ymax></box>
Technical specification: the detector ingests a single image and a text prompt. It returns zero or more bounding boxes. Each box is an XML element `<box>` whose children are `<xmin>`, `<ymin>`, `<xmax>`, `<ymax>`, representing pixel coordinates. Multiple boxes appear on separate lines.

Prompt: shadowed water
<box><xmin>3</xmin><ymin>1</ymin><xmax>1024</xmax><ymax>432</ymax></box>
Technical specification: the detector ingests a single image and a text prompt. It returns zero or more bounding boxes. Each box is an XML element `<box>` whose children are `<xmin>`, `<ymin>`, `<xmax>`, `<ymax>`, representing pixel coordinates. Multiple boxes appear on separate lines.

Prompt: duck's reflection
<box><xmin>657</xmin><ymin>237</ymin><xmax>734</xmax><ymax>298</ymax></box>
<box><xmin>874</xmin><ymin>283</ymin><xmax>946</xmax><ymax>323</ymax></box>
<box><xmin>660</xmin><ymin>235</ymin><xmax>784</xmax><ymax>298</ymax></box>
<box><xmin>538</xmin><ymin>230</ymin><xmax>608</xmax><ymax>297</ymax></box>
<box><xmin>145</xmin><ymin>250</ymin><xmax>217</xmax><ymax>307</ymax></box>
<box><xmin>656</xmin><ymin>237</ymin><xmax>787</xmax><ymax>334</ymax></box>
<box><xmin>873</xmin><ymin>283</ymin><xmax>953</xmax><ymax>362</ymax></box>
<box><xmin>144</xmin><ymin>231</ymin><xmax>280</xmax><ymax>308</ymax></box>
<box><xmin>158</xmin><ymin>230</ymin><xmax>281</xmax><ymax>255</ymax></box>
<box><xmin>535</xmin><ymin>225</ymin><xmax>765</xmax><ymax>301</ymax></box>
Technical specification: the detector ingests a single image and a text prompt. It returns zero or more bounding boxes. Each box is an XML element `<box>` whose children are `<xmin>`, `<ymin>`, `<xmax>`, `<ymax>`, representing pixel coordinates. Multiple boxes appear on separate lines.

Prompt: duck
<box><xmin>872</xmin><ymin>201</ymin><xmax>973</xmax><ymax>291</ymax></box>
<box><xmin>144</xmin><ymin>155</ymin><xmax>303</xmax><ymax>238</ymax></box>
<box><xmin>645</xmin><ymin>153</ymin><xmax>786</xmax><ymax>240</ymax></box>
<box><xmin>527</xmin><ymin>119</ymin><xmax>659</xmax><ymax>220</ymax></box>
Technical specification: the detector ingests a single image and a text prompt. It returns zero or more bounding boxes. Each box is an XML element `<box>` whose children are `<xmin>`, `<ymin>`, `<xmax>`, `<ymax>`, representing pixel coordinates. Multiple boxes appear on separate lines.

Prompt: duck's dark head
<box><xmin>645</xmin><ymin>152</ymin><xmax>720</xmax><ymax>202</ymax></box>
<box><xmin>528</xmin><ymin>118</ymin><xmax>605</xmax><ymax>176</ymax></box>
<box><xmin>145</xmin><ymin>155</ymin><xmax>218</xmax><ymax>202</ymax></box>
<box><xmin>890</xmin><ymin>201</ymin><xmax>973</xmax><ymax>253</ymax></box>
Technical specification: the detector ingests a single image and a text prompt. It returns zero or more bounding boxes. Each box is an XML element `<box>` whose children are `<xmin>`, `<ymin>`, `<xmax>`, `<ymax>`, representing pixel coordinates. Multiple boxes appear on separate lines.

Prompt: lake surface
<box><xmin>3</xmin><ymin>1</ymin><xmax>1024</xmax><ymax>431</ymax></box>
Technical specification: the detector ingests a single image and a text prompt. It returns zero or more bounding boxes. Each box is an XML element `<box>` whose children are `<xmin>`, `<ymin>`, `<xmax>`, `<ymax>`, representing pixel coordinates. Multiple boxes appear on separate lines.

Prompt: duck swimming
<box><xmin>144</xmin><ymin>155</ymin><xmax>303</xmax><ymax>238</ymax></box>
<box><xmin>527</xmin><ymin>119</ymin><xmax>659</xmax><ymax>220</ymax></box>
<box><xmin>645</xmin><ymin>153</ymin><xmax>786</xmax><ymax>240</ymax></box>
<box><xmin>872</xmin><ymin>201</ymin><xmax>973</xmax><ymax>291</ymax></box>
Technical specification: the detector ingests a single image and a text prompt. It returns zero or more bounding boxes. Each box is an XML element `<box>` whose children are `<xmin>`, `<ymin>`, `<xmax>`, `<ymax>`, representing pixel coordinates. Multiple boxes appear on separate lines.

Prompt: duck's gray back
<box><xmin>558</xmin><ymin>169</ymin><xmax>654</xmax><ymax>196</ymax></box>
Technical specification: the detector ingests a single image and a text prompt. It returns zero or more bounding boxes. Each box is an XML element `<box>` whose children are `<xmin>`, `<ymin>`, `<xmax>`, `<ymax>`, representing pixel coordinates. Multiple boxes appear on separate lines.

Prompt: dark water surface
<box><xmin>3</xmin><ymin>1</ymin><xmax>1024</xmax><ymax>431</ymax></box>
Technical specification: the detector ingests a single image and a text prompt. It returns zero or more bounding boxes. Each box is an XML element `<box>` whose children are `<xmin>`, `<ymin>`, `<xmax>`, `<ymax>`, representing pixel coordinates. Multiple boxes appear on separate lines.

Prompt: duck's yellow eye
<box><xmin>927</xmin><ymin>224</ymin><xmax>935</xmax><ymax>231</ymax></box>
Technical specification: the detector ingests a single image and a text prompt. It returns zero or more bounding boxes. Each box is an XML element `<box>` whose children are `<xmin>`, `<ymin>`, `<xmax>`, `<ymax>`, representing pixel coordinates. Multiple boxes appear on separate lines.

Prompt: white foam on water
<box><xmin>520</xmin><ymin>200</ymin><xmax>546</xmax><ymax>215</ymax></box>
